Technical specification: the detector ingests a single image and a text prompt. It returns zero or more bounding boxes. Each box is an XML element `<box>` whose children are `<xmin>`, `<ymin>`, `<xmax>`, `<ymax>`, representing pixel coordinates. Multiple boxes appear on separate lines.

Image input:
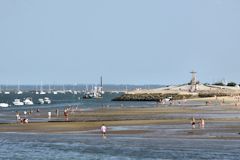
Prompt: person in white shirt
<box><xmin>101</xmin><ymin>124</ymin><xmax>107</xmax><ymax>137</ymax></box>
<box><xmin>16</xmin><ymin>112</ymin><xmax>20</xmax><ymax>123</ymax></box>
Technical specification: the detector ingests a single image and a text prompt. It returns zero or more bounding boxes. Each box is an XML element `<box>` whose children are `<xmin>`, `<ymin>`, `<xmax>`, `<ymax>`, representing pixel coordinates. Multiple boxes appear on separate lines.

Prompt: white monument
<box><xmin>190</xmin><ymin>70</ymin><xmax>198</xmax><ymax>92</ymax></box>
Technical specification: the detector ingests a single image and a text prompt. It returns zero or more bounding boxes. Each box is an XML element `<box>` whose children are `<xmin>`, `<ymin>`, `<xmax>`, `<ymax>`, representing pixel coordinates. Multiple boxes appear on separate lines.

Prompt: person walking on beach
<box><xmin>101</xmin><ymin>124</ymin><xmax>107</xmax><ymax>137</ymax></box>
<box><xmin>64</xmin><ymin>109</ymin><xmax>68</xmax><ymax>121</ymax></box>
<box><xmin>200</xmin><ymin>118</ymin><xmax>205</xmax><ymax>129</ymax></box>
<box><xmin>23</xmin><ymin>110</ymin><xmax>27</xmax><ymax>118</ymax></box>
<box><xmin>16</xmin><ymin>112</ymin><xmax>20</xmax><ymax>123</ymax></box>
<box><xmin>191</xmin><ymin>117</ymin><xmax>196</xmax><ymax>129</ymax></box>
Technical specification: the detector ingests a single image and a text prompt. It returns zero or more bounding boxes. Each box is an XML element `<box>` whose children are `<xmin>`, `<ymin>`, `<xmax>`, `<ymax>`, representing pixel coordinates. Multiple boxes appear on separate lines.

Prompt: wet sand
<box><xmin>1</xmin><ymin>97</ymin><xmax>240</xmax><ymax>140</ymax></box>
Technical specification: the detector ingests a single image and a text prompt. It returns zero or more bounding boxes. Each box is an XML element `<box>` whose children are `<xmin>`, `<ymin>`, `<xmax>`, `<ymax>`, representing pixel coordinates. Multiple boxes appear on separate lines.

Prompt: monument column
<box><xmin>190</xmin><ymin>70</ymin><xmax>198</xmax><ymax>92</ymax></box>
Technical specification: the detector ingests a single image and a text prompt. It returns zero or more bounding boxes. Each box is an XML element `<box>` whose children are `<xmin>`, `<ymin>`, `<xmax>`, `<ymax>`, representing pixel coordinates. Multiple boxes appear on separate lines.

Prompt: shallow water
<box><xmin>0</xmin><ymin>132</ymin><xmax>239</xmax><ymax>160</ymax></box>
<box><xmin>1</xmin><ymin>93</ymin><xmax>240</xmax><ymax>159</ymax></box>
<box><xmin>0</xmin><ymin>92</ymin><xmax>158</xmax><ymax>123</ymax></box>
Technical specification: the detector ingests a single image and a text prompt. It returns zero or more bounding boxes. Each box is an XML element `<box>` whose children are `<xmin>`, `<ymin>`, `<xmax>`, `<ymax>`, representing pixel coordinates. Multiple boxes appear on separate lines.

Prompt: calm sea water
<box><xmin>0</xmin><ymin>92</ymin><xmax>157</xmax><ymax>111</ymax></box>
<box><xmin>0</xmin><ymin>132</ymin><xmax>239</xmax><ymax>160</ymax></box>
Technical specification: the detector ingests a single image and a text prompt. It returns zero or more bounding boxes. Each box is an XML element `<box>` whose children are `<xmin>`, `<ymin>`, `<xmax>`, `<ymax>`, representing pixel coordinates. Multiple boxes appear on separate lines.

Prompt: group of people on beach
<box><xmin>191</xmin><ymin>117</ymin><xmax>205</xmax><ymax>129</ymax></box>
<box><xmin>15</xmin><ymin>112</ymin><xmax>29</xmax><ymax>124</ymax></box>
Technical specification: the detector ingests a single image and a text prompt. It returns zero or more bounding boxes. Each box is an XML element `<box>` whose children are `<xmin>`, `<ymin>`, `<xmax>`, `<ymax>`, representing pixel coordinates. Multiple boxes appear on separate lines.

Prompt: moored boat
<box><xmin>44</xmin><ymin>97</ymin><xmax>51</xmax><ymax>104</ymax></box>
<box><xmin>13</xmin><ymin>99</ymin><xmax>24</xmax><ymax>106</ymax></box>
<box><xmin>23</xmin><ymin>97</ymin><xmax>34</xmax><ymax>105</ymax></box>
<box><xmin>38</xmin><ymin>98</ymin><xmax>44</xmax><ymax>104</ymax></box>
<box><xmin>0</xmin><ymin>103</ymin><xmax>9</xmax><ymax>107</ymax></box>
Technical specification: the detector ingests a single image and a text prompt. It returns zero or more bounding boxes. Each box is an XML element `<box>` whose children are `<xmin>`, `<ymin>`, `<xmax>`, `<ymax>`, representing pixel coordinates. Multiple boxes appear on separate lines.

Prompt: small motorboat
<box><xmin>44</xmin><ymin>97</ymin><xmax>51</xmax><ymax>104</ymax></box>
<box><xmin>38</xmin><ymin>98</ymin><xmax>44</xmax><ymax>104</ymax></box>
<box><xmin>0</xmin><ymin>103</ymin><xmax>9</xmax><ymax>107</ymax></box>
<box><xmin>13</xmin><ymin>99</ymin><xmax>24</xmax><ymax>106</ymax></box>
<box><xmin>23</xmin><ymin>98</ymin><xmax>34</xmax><ymax>105</ymax></box>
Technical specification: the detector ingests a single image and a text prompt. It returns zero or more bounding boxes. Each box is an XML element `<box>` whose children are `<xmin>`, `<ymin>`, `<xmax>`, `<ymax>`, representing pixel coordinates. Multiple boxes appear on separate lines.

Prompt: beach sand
<box><xmin>1</xmin><ymin>96</ymin><xmax>240</xmax><ymax>140</ymax></box>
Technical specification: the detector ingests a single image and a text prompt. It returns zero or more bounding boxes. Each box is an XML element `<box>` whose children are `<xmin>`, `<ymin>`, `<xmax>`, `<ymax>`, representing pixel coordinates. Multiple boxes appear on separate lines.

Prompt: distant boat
<box><xmin>38</xmin><ymin>98</ymin><xmax>44</xmax><ymax>104</ymax></box>
<box><xmin>17</xmin><ymin>91</ymin><xmax>23</xmax><ymax>94</ymax></box>
<box><xmin>23</xmin><ymin>97</ymin><xmax>34</xmax><ymax>105</ymax></box>
<box><xmin>35</xmin><ymin>85</ymin><xmax>39</xmax><ymax>94</ymax></box>
<box><xmin>47</xmin><ymin>84</ymin><xmax>52</xmax><ymax>94</ymax></box>
<box><xmin>0</xmin><ymin>103</ymin><xmax>9</xmax><ymax>107</ymax></box>
<box><xmin>53</xmin><ymin>91</ymin><xmax>58</xmax><ymax>95</ymax></box>
<box><xmin>73</xmin><ymin>91</ymin><xmax>78</xmax><ymax>95</ymax></box>
<box><xmin>39</xmin><ymin>81</ymin><xmax>46</xmax><ymax>94</ymax></box>
<box><xmin>13</xmin><ymin>99</ymin><xmax>24</xmax><ymax>106</ymax></box>
<box><xmin>83</xmin><ymin>86</ymin><xmax>102</xmax><ymax>99</ymax></box>
<box><xmin>83</xmin><ymin>77</ymin><xmax>104</xmax><ymax>99</ymax></box>
<box><xmin>4</xmin><ymin>85</ymin><xmax>10</xmax><ymax>94</ymax></box>
<box><xmin>17</xmin><ymin>81</ymin><xmax>23</xmax><ymax>94</ymax></box>
<box><xmin>40</xmin><ymin>91</ymin><xmax>46</xmax><ymax>95</ymax></box>
<box><xmin>83</xmin><ymin>91</ymin><xmax>94</xmax><ymax>99</ymax></box>
<box><xmin>57</xmin><ymin>90</ymin><xmax>65</xmax><ymax>94</ymax></box>
<box><xmin>61</xmin><ymin>85</ymin><xmax>66</xmax><ymax>94</ymax></box>
<box><xmin>44</xmin><ymin>97</ymin><xmax>51</xmax><ymax>104</ymax></box>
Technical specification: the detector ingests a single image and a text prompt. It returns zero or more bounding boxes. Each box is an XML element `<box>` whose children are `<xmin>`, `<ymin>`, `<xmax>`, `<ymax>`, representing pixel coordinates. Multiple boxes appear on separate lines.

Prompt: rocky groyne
<box><xmin>112</xmin><ymin>84</ymin><xmax>240</xmax><ymax>101</ymax></box>
<box><xmin>112</xmin><ymin>93</ymin><xmax>194</xmax><ymax>101</ymax></box>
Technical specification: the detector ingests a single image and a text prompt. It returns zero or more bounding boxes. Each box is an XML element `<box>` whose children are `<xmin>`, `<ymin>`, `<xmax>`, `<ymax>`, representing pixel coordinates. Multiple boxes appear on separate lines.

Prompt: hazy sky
<box><xmin>0</xmin><ymin>0</ymin><xmax>239</xmax><ymax>85</ymax></box>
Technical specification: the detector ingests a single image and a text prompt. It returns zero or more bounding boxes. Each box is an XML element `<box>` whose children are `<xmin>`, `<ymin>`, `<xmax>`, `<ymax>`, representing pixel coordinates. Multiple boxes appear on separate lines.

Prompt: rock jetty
<box><xmin>112</xmin><ymin>84</ymin><xmax>240</xmax><ymax>101</ymax></box>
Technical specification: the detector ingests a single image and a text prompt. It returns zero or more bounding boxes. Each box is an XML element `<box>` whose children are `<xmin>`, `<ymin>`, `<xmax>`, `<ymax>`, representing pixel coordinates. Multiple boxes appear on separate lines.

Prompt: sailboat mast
<box><xmin>100</xmin><ymin>76</ymin><xmax>103</xmax><ymax>88</ymax></box>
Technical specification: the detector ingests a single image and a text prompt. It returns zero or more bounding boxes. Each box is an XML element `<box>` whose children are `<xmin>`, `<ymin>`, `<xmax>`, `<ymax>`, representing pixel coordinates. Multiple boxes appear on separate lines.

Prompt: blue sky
<box><xmin>0</xmin><ymin>0</ymin><xmax>239</xmax><ymax>85</ymax></box>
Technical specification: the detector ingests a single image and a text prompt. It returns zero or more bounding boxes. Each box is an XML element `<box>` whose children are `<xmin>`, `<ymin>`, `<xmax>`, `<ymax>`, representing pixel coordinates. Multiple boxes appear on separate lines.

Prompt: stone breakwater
<box><xmin>112</xmin><ymin>84</ymin><xmax>240</xmax><ymax>101</ymax></box>
<box><xmin>112</xmin><ymin>93</ymin><xmax>194</xmax><ymax>101</ymax></box>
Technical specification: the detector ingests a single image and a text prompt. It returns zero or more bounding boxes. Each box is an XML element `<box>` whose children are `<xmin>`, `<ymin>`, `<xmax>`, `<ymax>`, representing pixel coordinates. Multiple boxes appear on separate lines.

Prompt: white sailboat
<box><xmin>35</xmin><ymin>85</ymin><xmax>39</xmax><ymax>94</ymax></box>
<box><xmin>40</xmin><ymin>91</ymin><xmax>46</xmax><ymax>94</ymax></box>
<box><xmin>83</xmin><ymin>77</ymin><xmax>104</xmax><ymax>99</ymax></box>
<box><xmin>47</xmin><ymin>84</ymin><xmax>52</xmax><ymax>94</ymax></box>
<box><xmin>17</xmin><ymin>90</ymin><xmax>23</xmax><ymax>94</ymax></box>
<box><xmin>40</xmin><ymin>82</ymin><xmax>46</xmax><ymax>95</ymax></box>
<box><xmin>17</xmin><ymin>81</ymin><xmax>23</xmax><ymax>94</ymax></box>
<box><xmin>4</xmin><ymin>85</ymin><xmax>10</xmax><ymax>94</ymax></box>
<box><xmin>53</xmin><ymin>91</ymin><xmax>58</xmax><ymax>95</ymax></box>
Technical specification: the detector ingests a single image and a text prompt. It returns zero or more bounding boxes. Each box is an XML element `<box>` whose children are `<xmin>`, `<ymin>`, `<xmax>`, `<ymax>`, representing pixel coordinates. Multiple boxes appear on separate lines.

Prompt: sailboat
<box><xmin>52</xmin><ymin>84</ymin><xmax>58</xmax><ymax>94</ymax></box>
<box><xmin>47</xmin><ymin>84</ymin><xmax>52</xmax><ymax>94</ymax></box>
<box><xmin>83</xmin><ymin>76</ymin><xmax>104</xmax><ymax>99</ymax></box>
<box><xmin>17</xmin><ymin>81</ymin><xmax>23</xmax><ymax>94</ymax></box>
<box><xmin>4</xmin><ymin>85</ymin><xmax>10</xmax><ymax>94</ymax></box>
<box><xmin>35</xmin><ymin>85</ymin><xmax>39</xmax><ymax>94</ymax></box>
<box><xmin>40</xmin><ymin>82</ymin><xmax>46</xmax><ymax>95</ymax></box>
<box><xmin>83</xmin><ymin>84</ymin><xmax>93</xmax><ymax>99</ymax></box>
<box><xmin>99</xmin><ymin>76</ymin><xmax>104</xmax><ymax>95</ymax></box>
